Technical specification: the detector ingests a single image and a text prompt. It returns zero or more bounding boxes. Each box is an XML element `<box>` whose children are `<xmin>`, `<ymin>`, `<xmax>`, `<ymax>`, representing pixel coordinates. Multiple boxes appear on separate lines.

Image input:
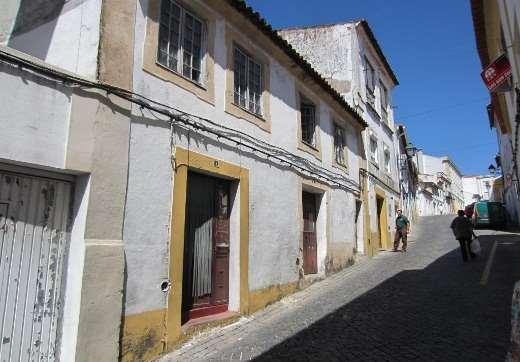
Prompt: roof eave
<box><xmin>225</xmin><ymin>0</ymin><xmax>368</xmax><ymax>129</ymax></box>
<box><xmin>358</xmin><ymin>20</ymin><xmax>399</xmax><ymax>86</ymax></box>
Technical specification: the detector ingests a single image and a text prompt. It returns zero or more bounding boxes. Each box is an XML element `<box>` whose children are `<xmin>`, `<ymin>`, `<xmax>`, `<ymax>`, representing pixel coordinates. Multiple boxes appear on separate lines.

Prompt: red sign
<box><xmin>481</xmin><ymin>54</ymin><xmax>512</xmax><ymax>92</ymax></box>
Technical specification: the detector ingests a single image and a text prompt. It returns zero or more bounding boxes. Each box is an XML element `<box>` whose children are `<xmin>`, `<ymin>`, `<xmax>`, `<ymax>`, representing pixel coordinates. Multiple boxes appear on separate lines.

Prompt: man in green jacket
<box><xmin>394</xmin><ymin>209</ymin><xmax>410</xmax><ymax>252</ymax></box>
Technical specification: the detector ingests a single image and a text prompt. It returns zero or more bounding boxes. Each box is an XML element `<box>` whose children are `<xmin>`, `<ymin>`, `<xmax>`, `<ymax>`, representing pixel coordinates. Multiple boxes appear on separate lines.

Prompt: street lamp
<box><xmin>405</xmin><ymin>142</ymin><xmax>418</xmax><ymax>158</ymax></box>
<box><xmin>488</xmin><ymin>164</ymin><xmax>496</xmax><ymax>175</ymax></box>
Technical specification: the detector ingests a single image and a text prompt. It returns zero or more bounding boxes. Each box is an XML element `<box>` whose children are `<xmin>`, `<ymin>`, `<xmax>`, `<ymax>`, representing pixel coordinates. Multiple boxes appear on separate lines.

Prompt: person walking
<box><xmin>394</xmin><ymin>209</ymin><xmax>410</xmax><ymax>252</ymax></box>
<box><xmin>450</xmin><ymin>210</ymin><xmax>477</xmax><ymax>262</ymax></box>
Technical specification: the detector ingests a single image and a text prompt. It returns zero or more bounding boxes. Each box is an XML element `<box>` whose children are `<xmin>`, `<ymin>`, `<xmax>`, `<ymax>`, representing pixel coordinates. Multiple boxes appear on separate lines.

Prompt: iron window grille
<box><xmin>334</xmin><ymin>125</ymin><xmax>346</xmax><ymax>165</ymax></box>
<box><xmin>369</xmin><ymin>136</ymin><xmax>378</xmax><ymax>164</ymax></box>
<box><xmin>233</xmin><ymin>47</ymin><xmax>262</xmax><ymax>116</ymax></box>
<box><xmin>300</xmin><ymin>101</ymin><xmax>316</xmax><ymax>146</ymax></box>
<box><xmin>158</xmin><ymin>0</ymin><xmax>205</xmax><ymax>84</ymax></box>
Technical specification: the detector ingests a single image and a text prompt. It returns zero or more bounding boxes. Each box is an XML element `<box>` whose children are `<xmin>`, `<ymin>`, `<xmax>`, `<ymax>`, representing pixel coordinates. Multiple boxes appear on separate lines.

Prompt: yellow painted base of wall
<box><xmin>121</xmin><ymin>309</ymin><xmax>167</xmax><ymax>362</ymax></box>
<box><xmin>248</xmin><ymin>282</ymin><xmax>299</xmax><ymax>314</ymax></box>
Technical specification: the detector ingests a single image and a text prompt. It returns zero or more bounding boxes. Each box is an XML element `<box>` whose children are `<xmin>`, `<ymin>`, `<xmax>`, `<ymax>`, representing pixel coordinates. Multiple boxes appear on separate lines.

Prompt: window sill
<box><xmin>298</xmin><ymin>141</ymin><xmax>321</xmax><ymax>160</ymax></box>
<box><xmin>333</xmin><ymin>160</ymin><xmax>349</xmax><ymax>173</ymax></box>
<box><xmin>226</xmin><ymin>101</ymin><xmax>271</xmax><ymax>133</ymax></box>
<box><xmin>232</xmin><ymin>102</ymin><xmax>265</xmax><ymax>121</ymax></box>
<box><xmin>156</xmin><ymin>61</ymin><xmax>207</xmax><ymax>91</ymax></box>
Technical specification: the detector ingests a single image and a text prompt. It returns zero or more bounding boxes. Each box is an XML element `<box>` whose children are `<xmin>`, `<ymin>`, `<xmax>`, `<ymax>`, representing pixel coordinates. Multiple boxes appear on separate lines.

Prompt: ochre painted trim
<box><xmin>167</xmin><ymin>147</ymin><xmax>249</xmax><ymax>349</ymax></box>
<box><xmin>225</xmin><ymin>25</ymin><xmax>272</xmax><ymax>132</ymax></box>
<box><xmin>225</xmin><ymin>26</ymin><xmax>271</xmax><ymax>132</ymax></box>
<box><xmin>143</xmin><ymin>0</ymin><xmax>216</xmax><ymax>105</ymax></box>
<box><xmin>121</xmin><ymin>309</ymin><xmax>167</xmax><ymax>362</ymax></box>
<box><xmin>360</xmin><ymin>171</ymin><xmax>374</xmax><ymax>257</ymax></box>
<box><xmin>374</xmin><ymin>186</ymin><xmax>390</xmax><ymax>250</ymax></box>
<box><xmin>248</xmin><ymin>282</ymin><xmax>299</xmax><ymax>314</ymax></box>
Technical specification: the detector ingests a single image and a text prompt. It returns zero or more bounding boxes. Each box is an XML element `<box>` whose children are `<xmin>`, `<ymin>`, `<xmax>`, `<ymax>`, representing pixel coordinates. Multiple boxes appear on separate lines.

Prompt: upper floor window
<box><xmin>380</xmin><ymin>81</ymin><xmax>388</xmax><ymax>112</ymax></box>
<box><xmin>158</xmin><ymin>0</ymin><xmax>205</xmax><ymax>83</ymax></box>
<box><xmin>384</xmin><ymin>146</ymin><xmax>391</xmax><ymax>173</ymax></box>
<box><xmin>300</xmin><ymin>98</ymin><xmax>316</xmax><ymax>146</ymax></box>
<box><xmin>365</xmin><ymin>57</ymin><xmax>375</xmax><ymax>94</ymax></box>
<box><xmin>370</xmin><ymin>136</ymin><xmax>378</xmax><ymax>164</ymax></box>
<box><xmin>234</xmin><ymin>47</ymin><xmax>262</xmax><ymax>116</ymax></box>
<box><xmin>334</xmin><ymin>124</ymin><xmax>346</xmax><ymax>166</ymax></box>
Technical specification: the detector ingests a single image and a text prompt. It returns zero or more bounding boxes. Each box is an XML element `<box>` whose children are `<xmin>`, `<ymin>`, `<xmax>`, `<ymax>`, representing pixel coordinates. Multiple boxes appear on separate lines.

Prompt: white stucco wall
<box><xmin>463</xmin><ymin>175</ymin><xmax>496</xmax><ymax>205</ymax></box>
<box><xmin>3</xmin><ymin>0</ymin><xmax>101</xmax><ymax>79</ymax></box>
<box><xmin>280</xmin><ymin>22</ymin><xmax>400</xmax><ymax>245</ymax></box>
<box><xmin>122</xmin><ymin>0</ymin><xmax>363</xmax><ymax>317</ymax></box>
<box><xmin>0</xmin><ymin>58</ymin><xmax>71</xmax><ymax>169</ymax></box>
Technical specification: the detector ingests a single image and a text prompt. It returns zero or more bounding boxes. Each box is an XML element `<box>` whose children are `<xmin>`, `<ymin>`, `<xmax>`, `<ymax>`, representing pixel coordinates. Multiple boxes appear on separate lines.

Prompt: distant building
<box><xmin>462</xmin><ymin>175</ymin><xmax>497</xmax><ymax>205</ymax></box>
<box><xmin>416</xmin><ymin>152</ymin><xmax>463</xmax><ymax>216</ymax></box>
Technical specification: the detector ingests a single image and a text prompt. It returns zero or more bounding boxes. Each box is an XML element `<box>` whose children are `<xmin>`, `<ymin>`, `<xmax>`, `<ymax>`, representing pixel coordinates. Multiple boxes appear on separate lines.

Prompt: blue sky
<box><xmin>246</xmin><ymin>0</ymin><xmax>496</xmax><ymax>175</ymax></box>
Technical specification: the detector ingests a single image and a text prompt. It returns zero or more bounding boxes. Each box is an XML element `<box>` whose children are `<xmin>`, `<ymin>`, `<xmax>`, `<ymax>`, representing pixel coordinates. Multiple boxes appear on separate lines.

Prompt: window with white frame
<box><xmin>234</xmin><ymin>47</ymin><xmax>262</xmax><ymax>115</ymax></box>
<box><xmin>300</xmin><ymin>98</ymin><xmax>316</xmax><ymax>146</ymax></box>
<box><xmin>365</xmin><ymin>57</ymin><xmax>375</xmax><ymax>94</ymax></box>
<box><xmin>334</xmin><ymin>124</ymin><xmax>346</xmax><ymax>166</ymax></box>
<box><xmin>369</xmin><ymin>136</ymin><xmax>378</xmax><ymax>164</ymax></box>
<box><xmin>384</xmin><ymin>146</ymin><xmax>391</xmax><ymax>173</ymax></box>
<box><xmin>157</xmin><ymin>0</ymin><xmax>205</xmax><ymax>83</ymax></box>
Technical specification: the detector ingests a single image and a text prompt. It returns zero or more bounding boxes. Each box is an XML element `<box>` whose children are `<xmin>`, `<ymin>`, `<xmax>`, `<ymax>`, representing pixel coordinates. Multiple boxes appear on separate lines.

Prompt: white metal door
<box><xmin>0</xmin><ymin>171</ymin><xmax>71</xmax><ymax>361</ymax></box>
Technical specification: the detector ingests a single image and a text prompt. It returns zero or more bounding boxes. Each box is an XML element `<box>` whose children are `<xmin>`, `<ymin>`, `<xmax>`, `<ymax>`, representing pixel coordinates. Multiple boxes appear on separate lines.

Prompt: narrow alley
<box><xmin>163</xmin><ymin>215</ymin><xmax>520</xmax><ymax>361</ymax></box>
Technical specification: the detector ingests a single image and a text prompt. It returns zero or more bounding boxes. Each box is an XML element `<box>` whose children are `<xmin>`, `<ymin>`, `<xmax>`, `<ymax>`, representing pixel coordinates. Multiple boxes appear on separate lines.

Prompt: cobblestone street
<box><xmin>161</xmin><ymin>215</ymin><xmax>520</xmax><ymax>361</ymax></box>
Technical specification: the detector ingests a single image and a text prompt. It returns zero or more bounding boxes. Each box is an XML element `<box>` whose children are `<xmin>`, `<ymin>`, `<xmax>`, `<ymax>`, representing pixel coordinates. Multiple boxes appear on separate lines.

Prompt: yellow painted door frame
<box><xmin>361</xmin><ymin>172</ymin><xmax>375</xmax><ymax>257</ymax></box>
<box><xmin>167</xmin><ymin>147</ymin><xmax>249</xmax><ymax>349</ymax></box>
<box><xmin>375</xmin><ymin>187</ymin><xmax>390</xmax><ymax>250</ymax></box>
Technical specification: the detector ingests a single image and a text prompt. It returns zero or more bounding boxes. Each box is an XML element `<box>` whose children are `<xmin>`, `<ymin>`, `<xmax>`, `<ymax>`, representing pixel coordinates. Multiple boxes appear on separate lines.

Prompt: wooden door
<box><xmin>302</xmin><ymin>192</ymin><xmax>318</xmax><ymax>274</ymax></box>
<box><xmin>182</xmin><ymin>173</ymin><xmax>230</xmax><ymax>323</ymax></box>
<box><xmin>376</xmin><ymin>196</ymin><xmax>384</xmax><ymax>249</ymax></box>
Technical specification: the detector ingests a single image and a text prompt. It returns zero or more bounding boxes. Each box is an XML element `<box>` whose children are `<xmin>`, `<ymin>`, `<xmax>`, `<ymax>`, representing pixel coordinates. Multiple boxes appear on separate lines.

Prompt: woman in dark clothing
<box><xmin>450</xmin><ymin>210</ymin><xmax>477</xmax><ymax>262</ymax></box>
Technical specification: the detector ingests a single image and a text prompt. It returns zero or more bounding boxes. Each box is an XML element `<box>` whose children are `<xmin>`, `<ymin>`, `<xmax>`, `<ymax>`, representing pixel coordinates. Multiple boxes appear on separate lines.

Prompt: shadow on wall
<box><xmin>7</xmin><ymin>0</ymin><xmax>68</xmax><ymax>59</ymax></box>
<box><xmin>253</xmin><ymin>234</ymin><xmax>520</xmax><ymax>361</ymax></box>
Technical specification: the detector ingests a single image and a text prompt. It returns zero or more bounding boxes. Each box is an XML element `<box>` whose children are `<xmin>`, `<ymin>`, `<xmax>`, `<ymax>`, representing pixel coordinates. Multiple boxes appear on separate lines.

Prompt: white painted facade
<box><xmin>416</xmin><ymin>152</ymin><xmax>463</xmax><ymax>216</ymax></box>
<box><xmin>496</xmin><ymin>0</ymin><xmax>520</xmax><ymax>225</ymax></box>
<box><xmin>0</xmin><ymin>0</ymin><xmax>102</xmax><ymax>79</ymax></box>
<box><xmin>0</xmin><ymin>47</ymin><xmax>92</xmax><ymax>362</ymax></box>
<box><xmin>462</xmin><ymin>175</ymin><xmax>497</xmax><ymax>205</ymax></box>
<box><xmin>442</xmin><ymin>157</ymin><xmax>465</xmax><ymax>211</ymax></box>
<box><xmin>0</xmin><ymin>1</ymin><xmax>367</xmax><ymax>359</ymax></box>
<box><xmin>280</xmin><ymin>21</ymin><xmax>401</xmax><ymax>253</ymax></box>
<box><xmin>472</xmin><ymin>0</ymin><xmax>520</xmax><ymax>225</ymax></box>
<box><xmin>124</xmin><ymin>1</ymin><xmax>364</xmax><ymax>316</ymax></box>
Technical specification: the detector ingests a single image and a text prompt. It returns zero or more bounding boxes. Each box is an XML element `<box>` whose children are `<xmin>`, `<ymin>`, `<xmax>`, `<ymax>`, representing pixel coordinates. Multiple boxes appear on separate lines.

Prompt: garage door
<box><xmin>0</xmin><ymin>170</ymin><xmax>71</xmax><ymax>361</ymax></box>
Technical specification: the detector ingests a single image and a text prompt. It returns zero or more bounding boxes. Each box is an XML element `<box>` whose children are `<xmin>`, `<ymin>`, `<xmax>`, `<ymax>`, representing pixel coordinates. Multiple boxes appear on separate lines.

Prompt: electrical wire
<box><xmin>0</xmin><ymin>48</ymin><xmax>361</xmax><ymax>194</ymax></box>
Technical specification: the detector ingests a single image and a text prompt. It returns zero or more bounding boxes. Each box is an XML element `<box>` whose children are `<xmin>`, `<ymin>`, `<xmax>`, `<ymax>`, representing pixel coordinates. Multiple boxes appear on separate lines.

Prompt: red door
<box><xmin>302</xmin><ymin>192</ymin><xmax>318</xmax><ymax>274</ymax></box>
<box><xmin>182</xmin><ymin>173</ymin><xmax>230</xmax><ymax>323</ymax></box>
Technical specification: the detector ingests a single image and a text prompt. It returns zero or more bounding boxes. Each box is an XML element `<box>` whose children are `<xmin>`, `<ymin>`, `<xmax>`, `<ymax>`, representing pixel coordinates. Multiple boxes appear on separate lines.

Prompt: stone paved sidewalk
<box><xmin>160</xmin><ymin>216</ymin><xmax>520</xmax><ymax>361</ymax></box>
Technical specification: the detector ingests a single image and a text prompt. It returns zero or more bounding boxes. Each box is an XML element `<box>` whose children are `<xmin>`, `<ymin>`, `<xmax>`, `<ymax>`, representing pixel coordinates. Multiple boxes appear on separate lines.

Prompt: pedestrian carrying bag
<box><xmin>471</xmin><ymin>238</ymin><xmax>482</xmax><ymax>254</ymax></box>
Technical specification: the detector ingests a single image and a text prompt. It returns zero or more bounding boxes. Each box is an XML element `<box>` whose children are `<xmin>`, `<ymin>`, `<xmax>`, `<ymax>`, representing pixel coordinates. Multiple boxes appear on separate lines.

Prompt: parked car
<box><xmin>472</xmin><ymin>201</ymin><xmax>506</xmax><ymax>229</ymax></box>
<box><xmin>464</xmin><ymin>203</ymin><xmax>475</xmax><ymax>218</ymax></box>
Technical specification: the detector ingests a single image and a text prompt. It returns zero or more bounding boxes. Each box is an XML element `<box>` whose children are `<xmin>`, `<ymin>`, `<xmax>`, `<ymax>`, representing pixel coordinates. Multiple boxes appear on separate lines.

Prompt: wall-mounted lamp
<box><xmin>488</xmin><ymin>164</ymin><xmax>497</xmax><ymax>175</ymax></box>
<box><xmin>405</xmin><ymin>142</ymin><xmax>418</xmax><ymax>158</ymax></box>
